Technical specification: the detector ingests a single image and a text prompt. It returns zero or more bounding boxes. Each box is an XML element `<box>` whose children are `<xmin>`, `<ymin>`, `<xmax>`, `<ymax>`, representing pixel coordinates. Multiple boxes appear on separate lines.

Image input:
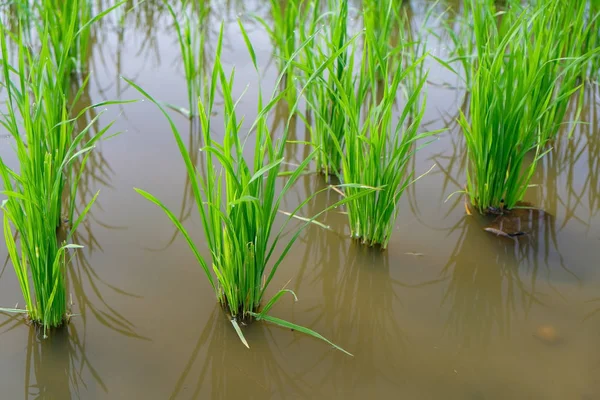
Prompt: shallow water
<box><xmin>1</xmin><ymin>1</ymin><xmax>600</xmax><ymax>399</ymax></box>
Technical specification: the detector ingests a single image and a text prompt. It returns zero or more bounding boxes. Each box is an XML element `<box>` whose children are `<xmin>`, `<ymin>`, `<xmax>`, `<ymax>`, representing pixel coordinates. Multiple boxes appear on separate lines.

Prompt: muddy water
<box><xmin>1</xmin><ymin>1</ymin><xmax>600</xmax><ymax>399</ymax></box>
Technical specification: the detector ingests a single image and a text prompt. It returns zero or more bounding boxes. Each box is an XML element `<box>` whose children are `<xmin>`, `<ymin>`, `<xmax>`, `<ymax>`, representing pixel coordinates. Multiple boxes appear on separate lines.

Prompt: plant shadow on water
<box><xmin>439</xmin><ymin>203</ymin><xmax>585</xmax><ymax>350</ymax></box>
<box><xmin>425</xmin><ymin>93</ymin><xmax>470</xmax><ymax>218</ymax></box>
<box><xmin>421</xmin><ymin>208</ymin><xmax>600</xmax><ymax>398</ymax></box>
<box><xmin>152</xmin><ymin>116</ymin><xmax>204</xmax><ymax>250</ymax></box>
<box><xmin>0</xmin><ymin>315</ymin><xmax>107</xmax><ymax>399</ymax></box>
<box><xmin>444</xmin><ymin>207</ymin><xmax>578</xmax><ymax>318</ymax></box>
<box><xmin>440</xmin><ymin>215</ymin><xmax>545</xmax><ymax>351</ymax></box>
<box><xmin>325</xmin><ymin>245</ymin><xmax>408</xmax><ymax>391</ymax></box>
<box><xmin>292</xmin><ymin>188</ymin><xmax>409</xmax><ymax>396</ymax></box>
<box><xmin>62</xmin><ymin>73</ymin><xmax>147</xmax><ymax>341</ymax></box>
<box><xmin>168</xmin><ymin>229</ymin><xmax>407</xmax><ymax>399</ymax></box>
<box><xmin>169</xmin><ymin>306</ymin><xmax>311</xmax><ymax>399</ymax></box>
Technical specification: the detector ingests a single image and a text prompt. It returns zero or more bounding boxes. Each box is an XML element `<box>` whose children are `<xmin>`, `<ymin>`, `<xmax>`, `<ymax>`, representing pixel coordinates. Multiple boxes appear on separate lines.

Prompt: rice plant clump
<box><xmin>167</xmin><ymin>1</ymin><xmax>208</xmax><ymax>117</ymax></box>
<box><xmin>44</xmin><ymin>0</ymin><xmax>93</xmax><ymax>76</ymax></box>
<box><xmin>459</xmin><ymin>0</ymin><xmax>592</xmax><ymax>214</ymax></box>
<box><xmin>257</xmin><ymin>0</ymin><xmax>315</xmax><ymax>106</ymax></box>
<box><xmin>529</xmin><ymin>0</ymin><xmax>598</xmax><ymax>140</ymax></box>
<box><xmin>0</xmin><ymin>22</ymin><xmax>117</xmax><ymax>334</ymax></box>
<box><xmin>304</xmin><ymin>4</ymin><xmax>434</xmax><ymax>249</ymax></box>
<box><xmin>131</xmin><ymin>23</ymin><xmax>368</xmax><ymax>352</ymax></box>
<box><xmin>299</xmin><ymin>0</ymin><xmax>350</xmax><ymax>178</ymax></box>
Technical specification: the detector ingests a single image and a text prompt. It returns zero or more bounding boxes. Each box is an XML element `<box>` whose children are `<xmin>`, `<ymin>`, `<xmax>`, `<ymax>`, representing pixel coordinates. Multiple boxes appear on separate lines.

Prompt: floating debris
<box><xmin>483</xmin><ymin>227</ymin><xmax>521</xmax><ymax>239</ymax></box>
<box><xmin>483</xmin><ymin>202</ymin><xmax>551</xmax><ymax>239</ymax></box>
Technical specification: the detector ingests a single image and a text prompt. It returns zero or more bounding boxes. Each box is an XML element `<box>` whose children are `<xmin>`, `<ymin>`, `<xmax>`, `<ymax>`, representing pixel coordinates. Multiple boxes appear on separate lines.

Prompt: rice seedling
<box><xmin>261</xmin><ymin>0</ymin><xmax>300</xmax><ymax>101</ymax></box>
<box><xmin>0</xmin><ymin>10</ymin><xmax>127</xmax><ymax>335</ymax></box>
<box><xmin>255</xmin><ymin>0</ymin><xmax>321</xmax><ymax>106</ymax></box>
<box><xmin>441</xmin><ymin>0</ymin><xmax>598</xmax><ymax>92</ymax></box>
<box><xmin>528</xmin><ymin>0</ymin><xmax>599</xmax><ymax>139</ymax></box>
<box><xmin>298</xmin><ymin>0</ymin><xmax>349</xmax><ymax>178</ymax></box>
<box><xmin>457</xmin><ymin>0</ymin><xmax>593</xmax><ymax>214</ymax></box>
<box><xmin>436</xmin><ymin>4</ymin><xmax>477</xmax><ymax>89</ymax></box>
<box><xmin>301</xmin><ymin>1</ymin><xmax>435</xmax><ymax>248</ymax></box>
<box><xmin>362</xmin><ymin>0</ymin><xmax>403</xmax><ymax>70</ymax></box>
<box><xmin>8</xmin><ymin>0</ymin><xmax>123</xmax><ymax>84</ymax></box>
<box><xmin>588</xmin><ymin>0</ymin><xmax>600</xmax><ymax>80</ymax></box>
<box><xmin>32</xmin><ymin>0</ymin><xmax>93</xmax><ymax>83</ymax></box>
<box><xmin>263</xmin><ymin>0</ymin><xmax>302</xmax><ymax>64</ymax></box>
<box><xmin>343</xmin><ymin>50</ymin><xmax>433</xmax><ymax>248</ymax></box>
<box><xmin>129</xmin><ymin>22</ymin><xmax>373</xmax><ymax>353</ymax></box>
<box><xmin>167</xmin><ymin>0</ymin><xmax>209</xmax><ymax>117</ymax></box>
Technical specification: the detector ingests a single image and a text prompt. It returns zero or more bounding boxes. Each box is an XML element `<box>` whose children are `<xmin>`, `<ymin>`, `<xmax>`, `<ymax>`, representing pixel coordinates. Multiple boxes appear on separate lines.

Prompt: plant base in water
<box><xmin>351</xmin><ymin>236</ymin><xmax>387</xmax><ymax>251</ymax></box>
<box><xmin>24</xmin><ymin>312</ymin><xmax>71</xmax><ymax>338</ymax></box>
<box><xmin>220</xmin><ymin>301</ymin><xmax>257</xmax><ymax>326</ymax></box>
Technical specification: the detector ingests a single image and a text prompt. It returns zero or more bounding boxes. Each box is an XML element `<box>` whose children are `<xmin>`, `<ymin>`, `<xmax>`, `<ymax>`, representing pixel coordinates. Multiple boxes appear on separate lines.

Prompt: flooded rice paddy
<box><xmin>1</xmin><ymin>0</ymin><xmax>600</xmax><ymax>398</ymax></box>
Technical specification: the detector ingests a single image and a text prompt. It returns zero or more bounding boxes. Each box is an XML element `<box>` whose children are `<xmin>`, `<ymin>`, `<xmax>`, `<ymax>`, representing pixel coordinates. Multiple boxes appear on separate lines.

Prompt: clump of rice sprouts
<box><xmin>459</xmin><ymin>0</ymin><xmax>594</xmax><ymax>214</ymax></box>
<box><xmin>130</xmin><ymin>22</ymin><xmax>371</xmax><ymax>352</ymax></box>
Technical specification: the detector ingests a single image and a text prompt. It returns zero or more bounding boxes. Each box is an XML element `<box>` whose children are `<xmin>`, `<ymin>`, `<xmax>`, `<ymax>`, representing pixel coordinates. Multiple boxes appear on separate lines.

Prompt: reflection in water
<box><xmin>25</xmin><ymin>327</ymin><xmax>81</xmax><ymax>399</ymax></box>
<box><xmin>425</xmin><ymin>93</ymin><xmax>469</xmax><ymax>219</ymax></box>
<box><xmin>0</xmin><ymin>319</ymin><xmax>108</xmax><ymax>399</ymax></box>
<box><xmin>440</xmin><ymin>216</ymin><xmax>540</xmax><ymax>350</ymax></box>
<box><xmin>68</xmin><ymin>228</ymin><xmax>146</xmax><ymax>340</ymax></box>
<box><xmin>63</xmin><ymin>170</ymin><xmax>145</xmax><ymax>342</ymax></box>
<box><xmin>70</xmin><ymin>72</ymin><xmax>115</xmax><ymax>217</ymax></box>
<box><xmin>326</xmin><ymin>245</ymin><xmax>407</xmax><ymax>388</ymax></box>
<box><xmin>28</xmin><ymin>325</ymin><xmax>109</xmax><ymax>399</ymax></box>
<box><xmin>535</xmin><ymin>86</ymin><xmax>600</xmax><ymax>228</ymax></box>
<box><xmin>96</xmin><ymin>0</ymin><xmax>166</xmax><ymax>65</ymax></box>
<box><xmin>293</xmin><ymin>176</ymin><xmax>348</xmax><ymax>330</ymax></box>
<box><xmin>158</xmin><ymin>117</ymin><xmax>204</xmax><ymax>249</ymax></box>
<box><xmin>439</xmin><ymin>212</ymin><xmax>577</xmax><ymax>352</ymax></box>
<box><xmin>584</xmin><ymin>297</ymin><xmax>600</xmax><ymax>322</ymax></box>
<box><xmin>65</xmin><ymin>61</ymin><xmax>145</xmax><ymax>340</ymax></box>
<box><xmin>297</xmin><ymin>227</ymin><xmax>408</xmax><ymax>394</ymax></box>
<box><xmin>169</xmin><ymin>307</ymin><xmax>309</xmax><ymax>399</ymax></box>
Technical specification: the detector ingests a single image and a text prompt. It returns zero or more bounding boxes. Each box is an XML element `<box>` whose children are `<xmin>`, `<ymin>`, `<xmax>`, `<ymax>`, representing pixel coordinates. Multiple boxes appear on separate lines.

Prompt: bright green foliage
<box><xmin>266</xmin><ymin>0</ymin><xmax>302</xmax><ymax>69</ymax></box>
<box><xmin>541</xmin><ymin>0</ymin><xmax>599</xmax><ymax>82</ymax></box>
<box><xmin>527</xmin><ymin>0</ymin><xmax>598</xmax><ymax>139</ymax></box>
<box><xmin>299</xmin><ymin>0</ymin><xmax>349</xmax><ymax>178</ymax></box>
<box><xmin>11</xmin><ymin>0</ymin><xmax>122</xmax><ymax>80</ymax></box>
<box><xmin>344</xmin><ymin>54</ymin><xmax>431</xmax><ymax>248</ymax></box>
<box><xmin>0</xmin><ymin>31</ymin><xmax>111</xmax><ymax>335</ymax></box>
<box><xmin>0</xmin><ymin>31</ymin><xmax>74</xmax><ymax>330</ymax></box>
<box><xmin>302</xmin><ymin>2</ymin><xmax>433</xmax><ymax>248</ymax></box>
<box><xmin>0</xmin><ymin>2</ymin><xmax>125</xmax><ymax>335</ymax></box>
<box><xmin>130</xmin><ymin>23</ymin><xmax>371</xmax><ymax>353</ymax></box>
<box><xmin>443</xmin><ymin>0</ymin><xmax>599</xmax><ymax>90</ymax></box>
<box><xmin>44</xmin><ymin>0</ymin><xmax>93</xmax><ymax>77</ymax></box>
<box><xmin>459</xmin><ymin>0</ymin><xmax>593</xmax><ymax>214</ymax></box>
<box><xmin>257</xmin><ymin>0</ymin><xmax>317</xmax><ymax>106</ymax></box>
<box><xmin>362</xmin><ymin>0</ymin><xmax>405</xmax><ymax>73</ymax></box>
<box><xmin>167</xmin><ymin>1</ymin><xmax>208</xmax><ymax>117</ymax></box>
<box><xmin>586</xmin><ymin>0</ymin><xmax>600</xmax><ymax>80</ymax></box>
